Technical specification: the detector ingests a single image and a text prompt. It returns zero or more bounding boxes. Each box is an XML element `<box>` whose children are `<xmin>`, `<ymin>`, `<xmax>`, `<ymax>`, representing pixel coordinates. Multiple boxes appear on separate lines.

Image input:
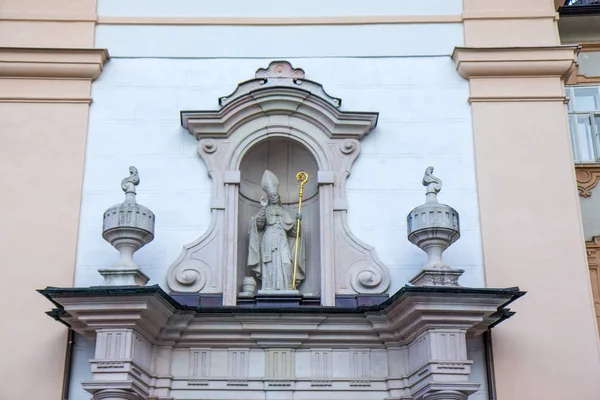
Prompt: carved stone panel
<box><xmin>266</xmin><ymin>349</ymin><xmax>295</xmax><ymax>378</ymax></box>
<box><xmin>585</xmin><ymin>237</ymin><xmax>600</xmax><ymax>333</ymax></box>
<box><xmin>576</xmin><ymin>163</ymin><xmax>600</xmax><ymax>197</ymax></box>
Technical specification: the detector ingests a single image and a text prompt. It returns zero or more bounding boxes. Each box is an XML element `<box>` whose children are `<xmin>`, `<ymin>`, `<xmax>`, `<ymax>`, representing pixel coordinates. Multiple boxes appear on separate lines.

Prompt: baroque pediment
<box><xmin>169</xmin><ymin>61</ymin><xmax>388</xmax><ymax>306</ymax></box>
<box><xmin>180</xmin><ymin>61</ymin><xmax>377</xmax><ymax>140</ymax></box>
<box><xmin>218</xmin><ymin>60</ymin><xmax>342</xmax><ymax>108</ymax></box>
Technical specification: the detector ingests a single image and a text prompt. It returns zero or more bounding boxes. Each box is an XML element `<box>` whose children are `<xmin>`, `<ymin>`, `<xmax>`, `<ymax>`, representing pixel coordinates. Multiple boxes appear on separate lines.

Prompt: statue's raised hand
<box><xmin>260</xmin><ymin>196</ymin><xmax>268</xmax><ymax>208</ymax></box>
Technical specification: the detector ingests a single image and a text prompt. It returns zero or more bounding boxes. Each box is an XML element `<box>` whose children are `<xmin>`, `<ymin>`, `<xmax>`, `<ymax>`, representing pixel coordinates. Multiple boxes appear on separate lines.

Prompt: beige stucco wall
<box><xmin>0</xmin><ymin>0</ymin><xmax>96</xmax><ymax>47</ymax></box>
<box><xmin>460</xmin><ymin>1</ymin><xmax>600</xmax><ymax>399</ymax></box>
<box><xmin>0</xmin><ymin>1</ymin><xmax>101</xmax><ymax>398</ymax></box>
<box><xmin>471</xmin><ymin>99</ymin><xmax>600</xmax><ymax>398</ymax></box>
<box><xmin>0</xmin><ymin>101</ymin><xmax>91</xmax><ymax>398</ymax></box>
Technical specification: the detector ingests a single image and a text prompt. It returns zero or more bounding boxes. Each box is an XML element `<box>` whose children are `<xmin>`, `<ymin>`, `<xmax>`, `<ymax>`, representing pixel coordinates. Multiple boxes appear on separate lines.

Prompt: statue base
<box><xmin>98</xmin><ymin>267</ymin><xmax>149</xmax><ymax>286</ymax></box>
<box><xmin>409</xmin><ymin>268</ymin><xmax>464</xmax><ymax>287</ymax></box>
<box><xmin>255</xmin><ymin>290</ymin><xmax>302</xmax><ymax>307</ymax></box>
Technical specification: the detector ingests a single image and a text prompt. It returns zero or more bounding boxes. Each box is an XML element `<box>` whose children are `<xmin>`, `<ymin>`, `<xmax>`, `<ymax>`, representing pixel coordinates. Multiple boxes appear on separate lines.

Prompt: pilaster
<box><xmin>0</xmin><ymin>3</ymin><xmax>105</xmax><ymax>396</ymax></box>
<box><xmin>462</xmin><ymin>0</ymin><xmax>561</xmax><ymax>47</ymax></box>
<box><xmin>455</xmin><ymin>9</ymin><xmax>600</xmax><ymax>397</ymax></box>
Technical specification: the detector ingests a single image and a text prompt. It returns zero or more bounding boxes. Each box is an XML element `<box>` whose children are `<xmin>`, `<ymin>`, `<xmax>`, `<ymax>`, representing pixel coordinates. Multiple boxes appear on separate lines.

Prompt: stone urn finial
<box><xmin>407</xmin><ymin>167</ymin><xmax>464</xmax><ymax>287</ymax></box>
<box><xmin>99</xmin><ymin>166</ymin><xmax>155</xmax><ymax>286</ymax></box>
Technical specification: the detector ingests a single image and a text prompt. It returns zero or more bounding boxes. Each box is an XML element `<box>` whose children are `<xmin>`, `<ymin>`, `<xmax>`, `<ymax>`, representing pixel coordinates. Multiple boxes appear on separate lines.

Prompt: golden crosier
<box><xmin>292</xmin><ymin>171</ymin><xmax>309</xmax><ymax>290</ymax></box>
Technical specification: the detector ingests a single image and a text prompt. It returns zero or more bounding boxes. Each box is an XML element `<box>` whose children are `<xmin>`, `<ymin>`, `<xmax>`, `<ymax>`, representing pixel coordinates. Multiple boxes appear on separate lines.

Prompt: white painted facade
<box><xmin>76</xmin><ymin>57</ymin><xmax>482</xmax><ymax>292</ymax></box>
<box><xmin>97</xmin><ymin>0</ymin><xmax>462</xmax><ymax>18</ymax></box>
<box><xmin>70</xmin><ymin>2</ymin><xmax>492</xmax><ymax>399</ymax></box>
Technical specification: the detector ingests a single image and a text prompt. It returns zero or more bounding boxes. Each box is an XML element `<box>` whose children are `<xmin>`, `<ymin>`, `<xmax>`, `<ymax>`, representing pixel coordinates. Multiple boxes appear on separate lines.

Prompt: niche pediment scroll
<box><xmin>166</xmin><ymin>61</ymin><xmax>390</xmax><ymax>306</ymax></box>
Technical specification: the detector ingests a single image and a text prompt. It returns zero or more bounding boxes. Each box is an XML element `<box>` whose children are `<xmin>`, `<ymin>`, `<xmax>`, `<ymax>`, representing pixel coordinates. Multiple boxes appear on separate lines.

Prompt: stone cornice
<box><xmin>0</xmin><ymin>47</ymin><xmax>109</xmax><ymax>80</ymax></box>
<box><xmin>452</xmin><ymin>45</ymin><xmax>579</xmax><ymax>79</ymax></box>
<box><xmin>97</xmin><ymin>15</ymin><xmax>463</xmax><ymax>26</ymax></box>
<box><xmin>181</xmin><ymin>88</ymin><xmax>378</xmax><ymax>140</ymax></box>
<box><xmin>575</xmin><ymin>163</ymin><xmax>600</xmax><ymax>197</ymax></box>
<box><xmin>39</xmin><ymin>285</ymin><xmax>524</xmax><ymax>346</ymax></box>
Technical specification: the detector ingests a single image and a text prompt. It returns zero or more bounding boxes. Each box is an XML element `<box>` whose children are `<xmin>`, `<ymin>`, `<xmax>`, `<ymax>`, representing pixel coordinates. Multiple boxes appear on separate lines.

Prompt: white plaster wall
<box><xmin>74</xmin><ymin>56</ymin><xmax>483</xmax><ymax>290</ymax></box>
<box><xmin>69</xmin><ymin>335</ymin><xmax>95</xmax><ymax>400</ymax></box>
<box><xmin>466</xmin><ymin>337</ymin><xmax>490</xmax><ymax>400</ymax></box>
<box><xmin>96</xmin><ymin>24</ymin><xmax>463</xmax><ymax>58</ymax></box>
<box><xmin>97</xmin><ymin>0</ymin><xmax>462</xmax><ymax>17</ymax></box>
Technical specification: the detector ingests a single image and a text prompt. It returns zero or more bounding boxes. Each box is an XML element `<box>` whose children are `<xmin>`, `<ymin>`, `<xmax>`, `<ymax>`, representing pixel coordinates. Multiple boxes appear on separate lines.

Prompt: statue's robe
<box><xmin>247</xmin><ymin>204</ymin><xmax>305</xmax><ymax>290</ymax></box>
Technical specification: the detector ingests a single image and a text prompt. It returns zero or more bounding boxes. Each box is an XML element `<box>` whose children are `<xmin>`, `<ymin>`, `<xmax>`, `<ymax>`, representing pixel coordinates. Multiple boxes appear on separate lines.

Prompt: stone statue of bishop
<box><xmin>247</xmin><ymin>170</ymin><xmax>305</xmax><ymax>291</ymax></box>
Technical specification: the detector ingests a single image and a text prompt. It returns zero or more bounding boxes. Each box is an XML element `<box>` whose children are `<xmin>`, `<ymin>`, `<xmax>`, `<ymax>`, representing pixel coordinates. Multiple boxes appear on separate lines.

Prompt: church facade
<box><xmin>1</xmin><ymin>1</ymin><xmax>599</xmax><ymax>400</ymax></box>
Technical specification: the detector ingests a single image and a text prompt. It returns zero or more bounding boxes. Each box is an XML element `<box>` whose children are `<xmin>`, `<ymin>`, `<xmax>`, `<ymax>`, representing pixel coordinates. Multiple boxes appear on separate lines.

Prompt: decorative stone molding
<box><xmin>167</xmin><ymin>61</ymin><xmax>389</xmax><ymax>305</ymax></box>
<box><xmin>96</xmin><ymin>15</ymin><xmax>464</xmax><ymax>26</ymax></box>
<box><xmin>39</xmin><ymin>284</ymin><xmax>524</xmax><ymax>400</ymax></box>
<box><xmin>575</xmin><ymin>74</ymin><xmax>600</xmax><ymax>84</ymax></box>
<box><xmin>0</xmin><ymin>12</ymin><xmax>97</xmax><ymax>22</ymax></box>
<box><xmin>575</xmin><ymin>164</ymin><xmax>600</xmax><ymax>197</ymax></box>
<box><xmin>452</xmin><ymin>46</ymin><xmax>579</xmax><ymax>103</ymax></box>
<box><xmin>452</xmin><ymin>46</ymin><xmax>579</xmax><ymax>80</ymax></box>
<box><xmin>585</xmin><ymin>237</ymin><xmax>600</xmax><ymax>334</ymax></box>
<box><xmin>0</xmin><ymin>47</ymin><xmax>108</xmax><ymax>79</ymax></box>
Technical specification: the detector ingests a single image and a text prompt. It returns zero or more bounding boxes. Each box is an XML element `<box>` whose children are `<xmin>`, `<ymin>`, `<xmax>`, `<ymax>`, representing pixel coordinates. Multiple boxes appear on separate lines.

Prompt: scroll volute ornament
<box><xmin>575</xmin><ymin>164</ymin><xmax>600</xmax><ymax>197</ymax></box>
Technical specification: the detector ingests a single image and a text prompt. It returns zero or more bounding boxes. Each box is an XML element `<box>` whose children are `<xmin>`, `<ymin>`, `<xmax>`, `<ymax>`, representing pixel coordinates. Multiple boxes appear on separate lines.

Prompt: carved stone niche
<box><xmin>166</xmin><ymin>61</ymin><xmax>390</xmax><ymax>305</ymax></box>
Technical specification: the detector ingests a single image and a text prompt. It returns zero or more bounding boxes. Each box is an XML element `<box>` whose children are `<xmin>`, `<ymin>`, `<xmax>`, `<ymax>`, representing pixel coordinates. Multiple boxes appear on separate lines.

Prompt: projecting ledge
<box><xmin>38</xmin><ymin>284</ymin><xmax>524</xmax><ymax>345</ymax></box>
<box><xmin>452</xmin><ymin>45</ymin><xmax>579</xmax><ymax>80</ymax></box>
<box><xmin>0</xmin><ymin>47</ymin><xmax>109</xmax><ymax>79</ymax></box>
<box><xmin>38</xmin><ymin>284</ymin><xmax>524</xmax><ymax>400</ymax></box>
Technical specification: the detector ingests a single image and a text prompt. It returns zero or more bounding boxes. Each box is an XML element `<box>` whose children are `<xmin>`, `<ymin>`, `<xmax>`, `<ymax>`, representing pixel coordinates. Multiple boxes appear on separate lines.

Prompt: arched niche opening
<box><xmin>237</xmin><ymin>138</ymin><xmax>320</xmax><ymax>296</ymax></box>
<box><xmin>167</xmin><ymin>60</ymin><xmax>389</xmax><ymax>306</ymax></box>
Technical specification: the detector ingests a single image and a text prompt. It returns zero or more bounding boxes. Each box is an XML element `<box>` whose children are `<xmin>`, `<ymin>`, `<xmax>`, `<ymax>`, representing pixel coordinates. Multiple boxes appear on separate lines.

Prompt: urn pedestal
<box><xmin>99</xmin><ymin>167</ymin><xmax>155</xmax><ymax>286</ymax></box>
<box><xmin>407</xmin><ymin>167</ymin><xmax>464</xmax><ymax>287</ymax></box>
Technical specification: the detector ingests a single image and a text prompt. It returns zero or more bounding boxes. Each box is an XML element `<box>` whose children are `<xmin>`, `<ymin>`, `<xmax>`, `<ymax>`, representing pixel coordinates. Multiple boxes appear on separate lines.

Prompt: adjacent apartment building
<box><xmin>1</xmin><ymin>1</ymin><xmax>599</xmax><ymax>400</ymax></box>
<box><xmin>561</xmin><ymin>0</ymin><xmax>600</xmax><ymax>332</ymax></box>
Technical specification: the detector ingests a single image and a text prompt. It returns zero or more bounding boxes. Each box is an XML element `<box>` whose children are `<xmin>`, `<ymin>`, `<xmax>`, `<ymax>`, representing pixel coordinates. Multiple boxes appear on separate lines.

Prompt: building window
<box><xmin>568</xmin><ymin>85</ymin><xmax>600</xmax><ymax>162</ymax></box>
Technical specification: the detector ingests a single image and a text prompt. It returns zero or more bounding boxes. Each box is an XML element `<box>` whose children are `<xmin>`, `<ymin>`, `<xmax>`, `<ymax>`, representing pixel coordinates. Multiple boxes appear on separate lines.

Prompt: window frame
<box><xmin>567</xmin><ymin>85</ymin><xmax>600</xmax><ymax>163</ymax></box>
